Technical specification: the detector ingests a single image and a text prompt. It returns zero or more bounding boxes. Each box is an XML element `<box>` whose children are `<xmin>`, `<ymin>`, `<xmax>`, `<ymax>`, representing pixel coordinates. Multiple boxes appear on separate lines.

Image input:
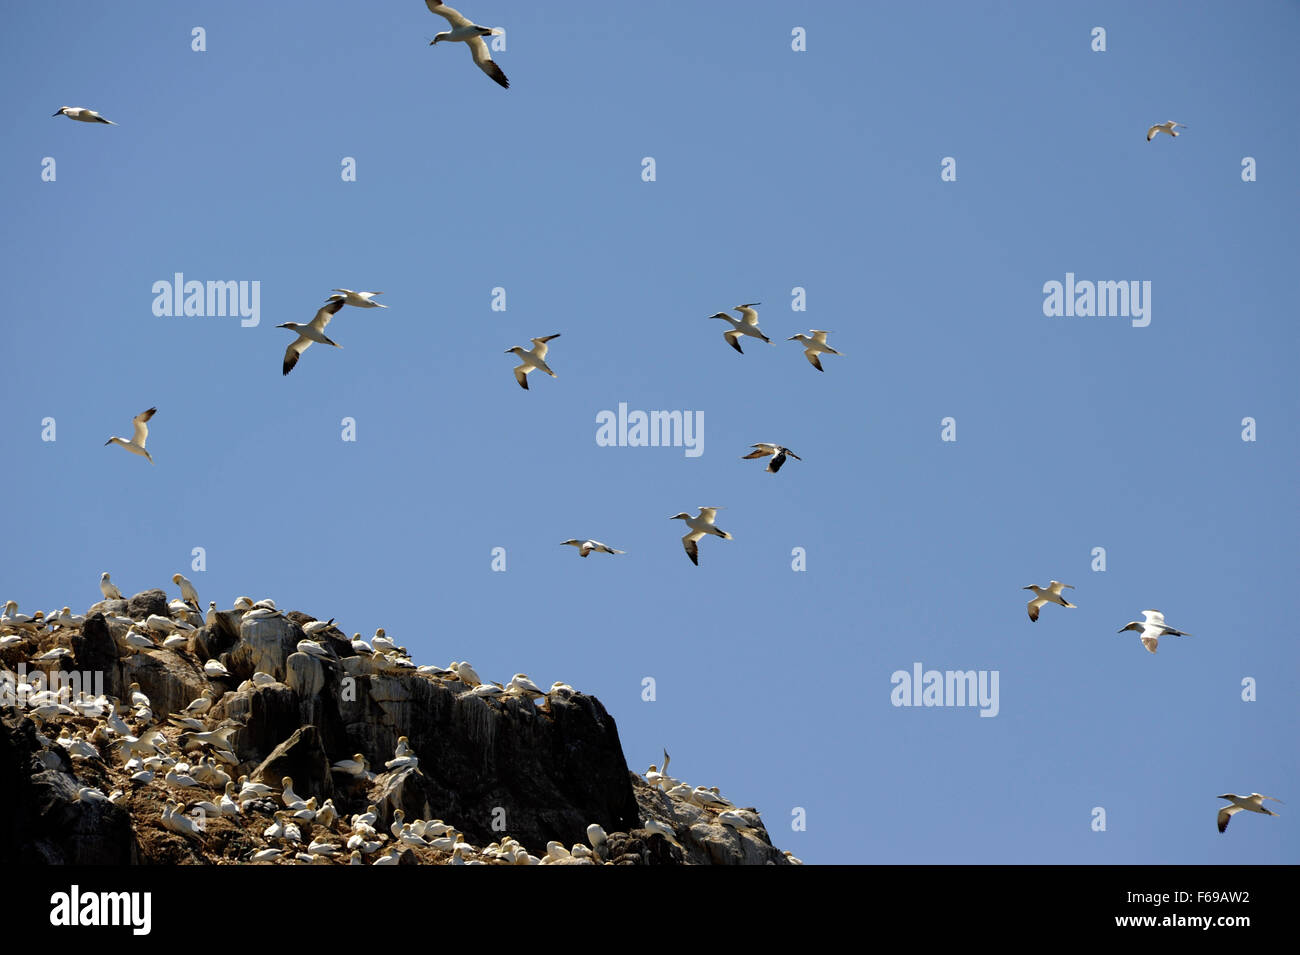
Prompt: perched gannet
<box><xmin>669</xmin><ymin>507</ymin><xmax>733</xmax><ymax>566</ymax></box>
<box><xmin>783</xmin><ymin>850</ymin><xmax>804</xmax><ymax>865</ymax></box>
<box><xmin>315</xmin><ymin>798</ymin><xmax>338</xmax><ymax>829</ymax></box>
<box><xmin>642</xmin><ymin>818</ymin><xmax>683</xmax><ymax>849</ymax></box>
<box><xmin>332</xmin><ymin>753</ymin><xmax>369</xmax><ymax>776</ymax></box>
<box><xmin>1118</xmin><ymin>610</ymin><xmax>1191</xmax><ymax>654</ymax></box>
<box><xmin>250</xmin><ymin>848</ymin><xmax>283</xmax><ymax>863</ymax></box>
<box><xmin>472</xmin><ymin>682</ymin><xmax>505</xmax><ymax>699</ymax></box>
<box><xmin>204</xmin><ymin>658</ymin><xmax>231</xmax><ymax>679</ymax></box>
<box><xmin>1</xmin><ymin>601</ymin><xmax>34</xmax><ymax>628</ymax></box>
<box><xmin>172</xmin><ymin>573</ymin><xmax>201</xmax><ymax>612</ymax></box>
<box><xmin>507</xmin><ymin>673</ymin><xmax>546</xmax><ymax>700</ymax></box>
<box><xmin>233</xmin><ymin>596</ymin><xmax>254</xmax><ymax>611</ymax></box>
<box><xmin>53</xmin><ymin>106</ymin><xmax>117</xmax><ymax>125</ymax></box>
<box><xmin>180</xmin><ymin>688</ymin><xmax>215</xmax><ymax>717</ymax></box>
<box><xmin>708</xmin><ymin>303</ymin><xmax>773</xmax><ymax>354</ymax></box>
<box><xmin>426</xmin><ymin>0</ymin><xmax>509</xmax><ymax>89</ymax></box>
<box><xmin>162</xmin><ymin>632</ymin><xmax>188</xmax><ymax>649</ymax></box>
<box><xmin>350</xmin><ymin>633</ymin><xmax>373</xmax><ymax>655</ymax></box>
<box><xmin>281</xmin><ymin>777</ymin><xmax>308</xmax><ymax>810</ymax></box>
<box><xmin>394</xmin><ymin>735</ymin><xmax>412</xmax><ymax>758</ymax></box>
<box><xmin>296</xmin><ymin>639</ymin><xmax>331</xmax><ymax>660</ymax></box>
<box><xmin>1147</xmin><ymin>120</ymin><xmax>1188</xmax><ymax>142</ymax></box>
<box><xmin>506</xmin><ymin>334</ymin><xmax>560</xmax><ymax>390</ymax></box>
<box><xmin>717</xmin><ymin>809</ymin><xmax>759</xmax><ymax>830</ymax></box>
<box><xmin>1023</xmin><ymin>581</ymin><xmax>1077</xmax><ymax>622</ymax></box>
<box><xmin>104</xmin><ymin>407</ymin><xmax>157</xmax><ymax>464</ymax></box>
<box><xmin>560</xmin><ymin>539</ymin><xmax>625</xmax><ymax>557</ymax></box>
<box><xmin>278</xmin><ymin>300</ymin><xmax>345</xmax><ymax>376</ymax></box>
<box><xmin>586</xmin><ymin>823</ymin><xmax>607</xmax><ymax>850</ymax></box>
<box><xmin>787</xmin><ymin>330</ymin><xmax>841</xmax><ymax>372</ymax></box>
<box><xmin>328</xmin><ymin>289</ymin><xmax>387</xmax><ymax>308</ymax></box>
<box><xmin>128</xmin><ymin>683</ymin><xmax>151</xmax><ymax>709</ymax></box>
<box><xmin>220</xmin><ymin>782</ymin><xmax>242</xmax><ymax>816</ymax></box>
<box><xmin>77</xmin><ymin>786</ymin><xmax>110</xmax><ymax>803</ymax></box>
<box><xmin>302</xmin><ymin>617</ymin><xmax>335</xmax><ymax>636</ymax></box>
<box><xmin>741</xmin><ymin>443</ymin><xmax>801</xmax><ymax>474</ymax></box>
<box><xmin>372</xmin><ymin>628</ymin><xmax>396</xmax><ymax>652</ymax></box>
<box><xmin>452</xmin><ymin>661</ymin><xmax>481</xmax><ymax>687</ymax></box>
<box><xmin>1216</xmin><ymin>793</ymin><xmax>1281</xmax><ymax>833</ymax></box>
<box><xmin>49</xmin><ymin>606</ymin><xmax>86</xmax><ymax>630</ymax></box>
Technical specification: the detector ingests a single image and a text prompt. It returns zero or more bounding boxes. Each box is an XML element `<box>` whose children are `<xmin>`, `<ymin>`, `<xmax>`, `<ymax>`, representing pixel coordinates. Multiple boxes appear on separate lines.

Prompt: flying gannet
<box><xmin>1147</xmin><ymin>120</ymin><xmax>1188</xmax><ymax>141</ymax></box>
<box><xmin>105</xmin><ymin>407</ymin><xmax>157</xmax><ymax>464</ymax></box>
<box><xmin>741</xmin><ymin>443</ymin><xmax>801</xmax><ymax>474</ymax></box>
<box><xmin>53</xmin><ymin>106</ymin><xmax>116</xmax><ymax>125</ymax></box>
<box><xmin>669</xmin><ymin>507</ymin><xmax>733</xmax><ymax>566</ymax></box>
<box><xmin>426</xmin><ymin>1</ymin><xmax>509</xmax><ymax>89</ymax></box>
<box><xmin>1023</xmin><ymin>581</ymin><xmax>1076</xmax><ymax>622</ymax></box>
<box><xmin>1118</xmin><ymin>609</ymin><xmax>1191</xmax><ymax>654</ymax></box>
<box><xmin>1216</xmin><ymin>793</ymin><xmax>1282</xmax><ymax>833</ymax></box>
<box><xmin>506</xmin><ymin>334</ymin><xmax>560</xmax><ymax>389</ymax></box>
<box><xmin>787</xmin><ymin>330</ymin><xmax>841</xmax><ymax>372</ymax></box>
<box><xmin>709</xmin><ymin>303</ymin><xmax>773</xmax><ymax>354</ymax></box>
<box><xmin>560</xmin><ymin>539</ymin><xmax>625</xmax><ymax>557</ymax></box>
<box><xmin>327</xmin><ymin>289</ymin><xmax>387</xmax><ymax>308</ymax></box>
<box><xmin>278</xmin><ymin>300</ymin><xmax>345</xmax><ymax>376</ymax></box>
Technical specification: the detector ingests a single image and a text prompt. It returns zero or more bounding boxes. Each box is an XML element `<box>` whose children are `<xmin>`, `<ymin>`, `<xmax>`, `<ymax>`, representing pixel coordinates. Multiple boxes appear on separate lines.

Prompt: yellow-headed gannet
<box><xmin>506</xmin><ymin>334</ymin><xmax>560</xmax><ymax>390</ymax></box>
<box><xmin>1023</xmin><ymin>581</ymin><xmax>1076</xmax><ymax>622</ymax></box>
<box><xmin>104</xmin><ymin>407</ymin><xmax>156</xmax><ymax>464</ymax></box>
<box><xmin>172</xmin><ymin>573</ymin><xmax>200</xmax><ymax>612</ymax></box>
<box><xmin>278</xmin><ymin>300</ymin><xmax>345</xmax><ymax>376</ymax></box>
<box><xmin>426</xmin><ymin>1</ymin><xmax>509</xmax><ymax>89</ymax></box>
<box><xmin>642</xmin><ymin>818</ymin><xmax>683</xmax><ymax>849</ymax></box>
<box><xmin>787</xmin><ymin>330</ymin><xmax>841</xmax><ymax>371</ymax></box>
<box><xmin>669</xmin><ymin>507</ymin><xmax>733</xmax><ymax>566</ymax></box>
<box><xmin>1118</xmin><ymin>610</ymin><xmax>1191</xmax><ymax>654</ymax></box>
<box><xmin>709</xmin><ymin>303</ymin><xmax>773</xmax><ymax>354</ymax></box>
<box><xmin>1147</xmin><ymin>120</ymin><xmax>1188</xmax><ymax>141</ymax></box>
<box><xmin>1217</xmin><ymin>793</ymin><xmax>1281</xmax><ymax>832</ymax></box>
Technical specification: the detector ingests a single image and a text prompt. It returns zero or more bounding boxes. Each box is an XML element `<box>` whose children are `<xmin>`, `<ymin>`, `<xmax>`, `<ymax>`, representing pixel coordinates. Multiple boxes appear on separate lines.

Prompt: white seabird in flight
<box><xmin>105</xmin><ymin>407</ymin><xmax>157</xmax><ymax>464</ymax></box>
<box><xmin>53</xmin><ymin>106</ymin><xmax>117</xmax><ymax>125</ymax></box>
<box><xmin>708</xmin><ymin>303</ymin><xmax>773</xmax><ymax>354</ymax></box>
<box><xmin>1023</xmin><ymin>581</ymin><xmax>1076</xmax><ymax>622</ymax></box>
<box><xmin>787</xmin><ymin>330</ymin><xmax>841</xmax><ymax>372</ymax></box>
<box><xmin>278</xmin><ymin>300</ymin><xmax>345</xmax><ymax>376</ymax></box>
<box><xmin>1216</xmin><ymin>793</ymin><xmax>1281</xmax><ymax>833</ymax></box>
<box><xmin>426</xmin><ymin>1</ymin><xmax>509</xmax><ymax>89</ymax></box>
<box><xmin>741</xmin><ymin>443</ymin><xmax>801</xmax><ymax>474</ymax></box>
<box><xmin>327</xmin><ymin>289</ymin><xmax>387</xmax><ymax>308</ymax></box>
<box><xmin>560</xmin><ymin>539</ymin><xmax>625</xmax><ymax>558</ymax></box>
<box><xmin>1147</xmin><ymin>120</ymin><xmax>1188</xmax><ymax>141</ymax></box>
<box><xmin>506</xmin><ymin>334</ymin><xmax>560</xmax><ymax>390</ymax></box>
<box><xmin>669</xmin><ymin>507</ymin><xmax>733</xmax><ymax>566</ymax></box>
<box><xmin>1118</xmin><ymin>609</ymin><xmax>1191</xmax><ymax>654</ymax></box>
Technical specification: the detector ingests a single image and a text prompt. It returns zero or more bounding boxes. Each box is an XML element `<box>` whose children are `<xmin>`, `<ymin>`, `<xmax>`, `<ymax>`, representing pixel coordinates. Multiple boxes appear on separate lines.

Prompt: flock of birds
<box><xmin>1021</xmin><ymin>580</ymin><xmax>1195</xmax><ymax>657</ymax></box>
<box><xmin>0</xmin><ymin>570</ymin><xmax>792</xmax><ymax>861</ymax></box>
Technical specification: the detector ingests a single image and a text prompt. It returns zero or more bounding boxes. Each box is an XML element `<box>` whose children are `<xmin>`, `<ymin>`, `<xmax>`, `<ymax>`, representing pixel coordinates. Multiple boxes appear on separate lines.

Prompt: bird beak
<box><xmin>52</xmin><ymin>110</ymin><xmax>62</xmax><ymax>116</ymax></box>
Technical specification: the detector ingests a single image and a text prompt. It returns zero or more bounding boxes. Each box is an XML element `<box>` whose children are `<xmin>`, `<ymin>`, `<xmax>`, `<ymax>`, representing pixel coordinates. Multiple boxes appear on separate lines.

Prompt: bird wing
<box><xmin>810</xmin><ymin>330</ymin><xmax>831</xmax><ymax>344</ymax></box>
<box><xmin>131</xmin><ymin>407</ymin><xmax>157</xmax><ymax>446</ymax></box>
<box><xmin>682</xmin><ymin>537</ymin><xmax>699</xmax><ymax>565</ymax></box>
<box><xmin>531</xmin><ymin>334</ymin><xmax>560</xmax><ymax>358</ymax></box>
<box><xmin>1147</xmin><ymin>125</ymin><xmax>1161</xmax><ymax>141</ymax></box>
<box><xmin>1027</xmin><ymin>599</ymin><xmax>1044</xmax><ymax>622</ymax></box>
<box><xmin>1141</xmin><ymin>610</ymin><xmax>1165</xmax><ymax>625</ymax></box>
<box><xmin>513</xmin><ymin>365</ymin><xmax>529</xmax><ymax>389</ymax></box>
<box><xmin>806</xmin><ymin>351</ymin><xmax>824</xmax><ymax>371</ymax></box>
<box><xmin>697</xmin><ymin>507</ymin><xmax>719</xmax><ymax>523</ymax></box>
<box><xmin>1140</xmin><ymin>630</ymin><xmax>1159</xmax><ymax>653</ymax></box>
<box><xmin>425</xmin><ymin>0</ymin><xmax>473</xmax><ymax>28</ymax></box>
<box><xmin>468</xmin><ymin>36</ymin><xmax>509</xmax><ymax>89</ymax></box>
<box><xmin>724</xmin><ymin>329</ymin><xmax>744</xmax><ymax>353</ymax></box>
<box><xmin>1217</xmin><ymin>806</ymin><xmax>1240</xmax><ymax>832</ymax></box>
<box><xmin>309</xmin><ymin>300</ymin><xmax>345</xmax><ymax>333</ymax></box>
<box><xmin>768</xmin><ymin>452</ymin><xmax>787</xmax><ymax>473</ymax></box>
<box><xmin>283</xmin><ymin>337</ymin><xmax>310</xmax><ymax>376</ymax></box>
<box><xmin>735</xmin><ymin>306</ymin><xmax>760</xmax><ymax>326</ymax></box>
<box><xmin>742</xmin><ymin>448</ymin><xmax>771</xmax><ymax>459</ymax></box>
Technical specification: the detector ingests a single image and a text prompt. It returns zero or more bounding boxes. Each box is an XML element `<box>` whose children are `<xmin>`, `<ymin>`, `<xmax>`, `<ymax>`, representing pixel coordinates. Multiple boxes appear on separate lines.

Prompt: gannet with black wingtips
<box><xmin>105</xmin><ymin>407</ymin><xmax>157</xmax><ymax>464</ymax></box>
<box><xmin>1147</xmin><ymin>120</ymin><xmax>1188</xmax><ymax>141</ymax></box>
<box><xmin>327</xmin><ymin>289</ymin><xmax>387</xmax><ymax>308</ymax></box>
<box><xmin>53</xmin><ymin>106</ymin><xmax>117</xmax><ymax>125</ymax></box>
<box><xmin>278</xmin><ymin>300</ymin><xmax>345</xmax><ymax>376</ymax></box>
<box><xmin>1216</xmin><ymin>793</ymin><xmax>1281</xmax><ymax>833</ymax></box>
<box><xmin>669</xmin><ymin>507</ymin><xmax>732</xmax><ymax>566</ymax></box>
<box><xmin>787</xmin><ymin>330</ymin><xmax>841</xmax><ymax>371</ymax></box>
<box><xmin>1023</xmin><ymin>581</ymin><xmax>1076</xmax><ymax>622</ymax></box>
<box><xmin>426</xmin><ymin>1</ymin><xmax>509</xmax><ymax>89</ymax></box>
<box><xmin>506</xmin><ymin>334</ymin><xmax>560</xmax><ymax>389</ymax></box>
<box><xmin>560</xmin><ymin>539</ymin><xmax>625</xmax><ymax>557</ymax></box>
<box><xmin>741</xmin><ymin>443</ymin><xmax>801</xmax><ymax>474</ymax></box>
<box><xmin>708</xmin><ymin>303</ymin><xmax>773</xmax><ymax>354</ymax></box>
<box><xmin>1118</xmin><ymin>610</ymin><xmax>1191</xmax><ymax>654</ymax></box>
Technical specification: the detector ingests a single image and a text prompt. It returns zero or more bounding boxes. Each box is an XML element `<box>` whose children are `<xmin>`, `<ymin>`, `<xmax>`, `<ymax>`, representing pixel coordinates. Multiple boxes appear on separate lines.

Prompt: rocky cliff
<box><xmin>0</xmin><ymin>590</ymin><xmax>793</xmax><ymax>865</ymax></box>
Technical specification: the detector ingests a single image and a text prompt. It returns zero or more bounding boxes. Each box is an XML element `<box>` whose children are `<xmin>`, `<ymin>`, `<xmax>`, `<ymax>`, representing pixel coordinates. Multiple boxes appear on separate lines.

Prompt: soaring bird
<box><xmin>669</xmin><ymin>507</ymin><xmax>733</xmax><ymax>566</ymax></box>
<box><xmin>327</xmin><ymin>289</ymin><xmax>387</xmax><ymax>308</ymax></box>
<box><xmin>1117</xmin><ymin>610</ymin><xmax>1191</xmax><ymax>654</ymax></box>
<box><xmin>1216</xmin><ymin>793</ymin><xmax>1281</xmax><ymax>833</ymax></box>
<box><xmin>53</xmin><ymin>106</ymin><xmax>117</xmax><ymax>125</ymax></box>
<box><xmin>1146</xmin><ymin>120</ymin><xmax>1188</xmax><ymax>141</ymax></box>
<box><xmin>787</xmin><ymin>330</ymin><xmax>841</xmax><ymax>371</ymax></box>
<box><xmin>278</xmin><ymin>300</ymin><xmax>345</xmax><ymax>376</ymax></box>
<box><xmin>560</xmin><ymin>539</ymin><xmax>625</xmax><ymax>558</ymax></box>
<box><xmin>426</xmin><ymin>1</ymin><xmax>509</xmax><ymax>89</ymax></box>
<box><xmin>708</xmin><ymin>303</ymin><xmax>772</xmax><ymax>354</ymax></box>
<box><xmin>1023</xmin><ymin>581</ymin><xmax>1076</xmax><ymax>622</ymax></box>
<box><xmin>741</xmin><ymin>443</ymin><xmax>801</xmax><ymax>474</ymax></box>
<box><xmin>506</xmin><ymin>334</ymin><xmax>560</xmax><ymax>390</ymax></box>
<box><xmin>105</xmin><ymin>407</ymin><xmax>157</xmax><ymax>464</ymax></box>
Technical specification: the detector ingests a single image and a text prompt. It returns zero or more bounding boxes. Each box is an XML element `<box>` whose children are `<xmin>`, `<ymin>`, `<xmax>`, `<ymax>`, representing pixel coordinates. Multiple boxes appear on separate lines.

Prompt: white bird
<box><xmin>708</xmin><ymin>303</ymin><xmax>772</xmax><ymax>354</ymax></box>
<box><xmin>251</xmin><ymin>848</ymin><xmax>283</xmax><ymax>863</ymax></box>
<box><xmin>472</xmin><ymin>683</ymin><xmax>505</xmax><ymax>699</ymax></box>
<box><xmin>233</xmin><ymin>596</ymin><xmax>254</xmax><ymax>611</ymax></box>
<box><xmin>1118</xmin><ymin>610</ymin><xmax>1191</xmax><ymax>654</ymax></box>
<box><xmin>507</xmin><ymin>673</ymin><xmax>546</xmax><ymax>700</ymax></box>
<box><xmin>104</xmin><ymin>407</ymin><xmax>157</xmax><ymax>464</ymax></box>
<box><xmin>49</xmin><ymin>606</ymin><xmax>86</xmax><ymax>630</ymax></box>
<box><xmin>162</xmin><ymin>633</ymin><xmax>188</xmax><ymax>649</ymax></box>
<box><xmin>741</xmin><ymin>443</ymin><xmax>801</xmax><ymax>474</ymax></box>
<box><xmin>452</xmin><ymin>661</ymin><xmax>481</xmax><ymax>687</ymax></box>
<box><xmin>204</xmin><ymin>658</ymin><xmax>231</xmax><ymax>679</ymax></box>
<box><xmin>642</xmin><ymin>818</ymin><xmax>683</xmax><ymax>849</ymax></box>
<box><xmin>281</xmin><ymin>777</ymin><xmax>308</xmax><ymax>810</ymax></box>
<box><xmin>1023</xmin><ymin>581</ymin><xmax>1077</xmax><ymax>622</ymax></box>
<box><xmin>53</xmin><ymin>106</ymin><xmax>117</xmax><ymax>125</ymax></box>
<box><xmin>302</xmin><ymin>618</ymin><xmax>335</xmax><ymax>636</ymax></box>
<box><xmin>426</xmin><ymin>0</ymin><xmax>509</xmax><ymax>89</ymax></box>
<box><xmin>669</xmin><ymin>507</ymin><xmax>733</xmax><ymax>566</ymax></box>
<box><xmin>278</xmin><ymin>300</ymin><xmax>345</xmax><ymax>376</ymax></box>
<box><xmin>296</xmin><ymin>639</ymin><xmax>332</xmax><ymax>660</ymax></box>
<box><xmin>560</xmin><ymin>539</ymin><xmax>625</xmax><ymax>558</ymax></box>
<box><xmin>332</xmin><ymin>753</ymin><xmax>368</xmax><ymax>777</ymax></box>
<box><xmin>717</xmin><ymin>809</ymin><xmax>758</xmax><ymax>830</ymax></box>
<box><xmin>1</xmin><ymin>601</ymin><xmax>34</xmax><ymax>628</ymax></box>
<box><xmin>128</xmin><ymin>683</ymin><xmax>151</xmax><ymax>709</ymax></box>
<box><xmin>506</xmin><ymin>334</ymin><xmax>560</xmax><ymax>390</ymax></box>
<box><xmin>77</xmin><ymin>786</ymin><xmax>110</xmax><ymax>803</ymax></box>
<box><xmin>1216</xmin><ymin>793</ymin><xmax>1281</xmax><ymax>833</ymax></box>
<box><xmin>328</xmin><ymin>289</ymin><xmax>387</xmax><ymax>308</ymax></box>
<box><xmin>1147</xmin><ymin>120</ymin><xmax>1188</xmax><ymax>142</ymax></box>
<box><xmin>586</xmin><ymin>823</ymin><xmax>607</xmax><ymax>850</ymax></box>
<box><xmin>787</xmin><ymin>330</ymin><xmax>841</xmax><ymax>372</ymax></box>
<box><xmin>219</xmin><ymin>783</ymin><xmax>242</xmax><ymax>816</ymax></box>
<box><xmin>372</xmin><ymin>628</ymin><xmax>395</xmax><ymax>652</ymax></box>
<box><xmin>172</xmin><ymin>573</ymin><xmax>200</xmax><ymax>611</ymax></box>
<box><xmin>181</xmin><ymin>688</ymin><xmax>215</xmax><ymax>716</ymax></box>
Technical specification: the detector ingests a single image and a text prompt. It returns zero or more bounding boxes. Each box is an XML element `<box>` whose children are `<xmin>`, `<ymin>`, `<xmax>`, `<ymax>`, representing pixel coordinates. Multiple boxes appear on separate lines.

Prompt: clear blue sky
<box><xmin>2</xmin><ymin>2</ymin><xmax>1296</xmax><ymax>864</ymax></box>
